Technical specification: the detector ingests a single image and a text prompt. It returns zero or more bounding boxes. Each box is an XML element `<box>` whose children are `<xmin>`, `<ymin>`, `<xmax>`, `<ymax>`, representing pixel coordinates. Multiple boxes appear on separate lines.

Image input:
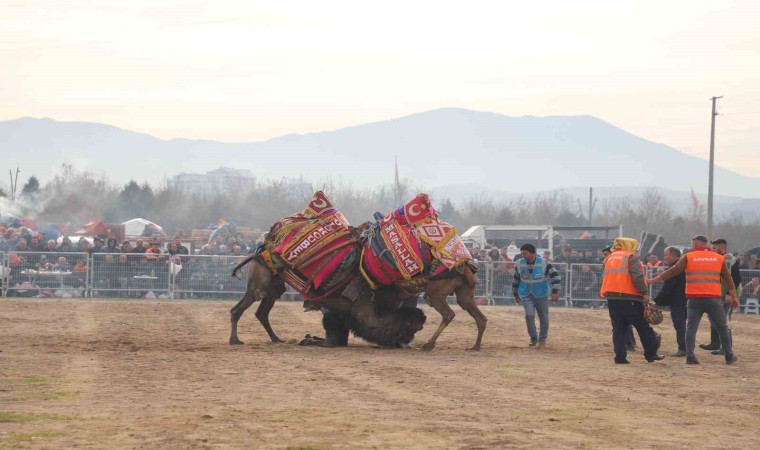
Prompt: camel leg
<box><xmin>454</xmin><ymin>284</ymin><xmax>488</xmax><ymax>351</ymax></box>
<box><xmin>322</xmin><ymin>308</ymin><xmax>351</xmax><ymax>347</ymax></box>
<box><xmin>255</xmin><ymin>281</ymin><xmax>286</xmax><ymax>343</ymax></box>
<box><xmin>297</xmin><ymin>309</ymin><xmax>350</xmax><ymax>347</ymax></box>
<box><xmin>421</xmin><ymin>293</ymin><xmax>456</xmax><ymax>351</ymax></box>
<box><xmin>230</xmin><ymin>290</ymin><xmax>256</xmax><ymax>345</ymax></box>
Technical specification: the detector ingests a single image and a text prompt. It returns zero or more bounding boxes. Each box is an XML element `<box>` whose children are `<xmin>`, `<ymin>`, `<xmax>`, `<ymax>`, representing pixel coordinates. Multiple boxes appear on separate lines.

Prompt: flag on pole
<box><xmin>690</xmin><ymin>187</ymin><xmax>699</xmax><ymax>210</ymax></box>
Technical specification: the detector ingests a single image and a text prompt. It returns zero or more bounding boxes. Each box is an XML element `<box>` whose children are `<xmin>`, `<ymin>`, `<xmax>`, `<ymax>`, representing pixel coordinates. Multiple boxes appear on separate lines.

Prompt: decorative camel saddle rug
<box><xmin>265</xmin><ymin>191</ymin><xmax>359</xmax><ymax>301</ymax></box>
<box><xmin>360</xmin><ymin>194</ymin><xmax>473</xmax><ymax>288</ymax></box>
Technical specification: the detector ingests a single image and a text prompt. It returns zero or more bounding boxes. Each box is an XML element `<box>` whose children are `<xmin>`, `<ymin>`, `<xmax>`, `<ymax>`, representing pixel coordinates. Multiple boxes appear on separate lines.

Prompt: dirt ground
<box><xmin>1</xmin><ymin>299</ymin><xmax>759</xmax><ymax>449</ymax></box>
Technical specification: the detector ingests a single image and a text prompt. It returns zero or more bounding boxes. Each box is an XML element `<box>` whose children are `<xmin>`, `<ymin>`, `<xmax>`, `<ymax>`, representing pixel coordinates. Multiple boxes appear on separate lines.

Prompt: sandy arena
<box><xmin>1</xmin><ymin>299</ymin><xmax>759</xmax><ymax>449</ymax></box>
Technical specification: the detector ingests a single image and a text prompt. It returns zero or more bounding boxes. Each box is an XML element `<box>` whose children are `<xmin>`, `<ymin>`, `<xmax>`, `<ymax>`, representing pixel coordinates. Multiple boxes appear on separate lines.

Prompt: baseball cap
<box><xmin>692</xmin><ymin>235</ymin><xmax>708</xmax><ymax>243</ymax></box>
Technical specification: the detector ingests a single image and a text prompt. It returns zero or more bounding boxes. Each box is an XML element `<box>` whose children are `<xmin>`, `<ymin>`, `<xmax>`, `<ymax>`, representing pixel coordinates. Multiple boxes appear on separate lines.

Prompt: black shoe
<box><xmin>529</xmin><ymin>338</ymin><xmax>538</xmax><ymax>347</ymax></box>
<box><xmin>699</xmin><ymin>327</ymin><xmax>720</xmax><ymax>351</ymax></box>
<box><xmin>686</xmin><ymin>356</ymin><xmax>700</xmax><ymax>365</ymax></box>
<box><xmin>646</xmin><ymin>355</ymin><xmax>665</xmax><ymax>362</ymax></box>
<box><xmin>711</xmin><ymin>348</ymin><xmax>725</xmax><ymax>355</ymax></box>
<box><xmin>615</xmin><ymin>359</ymin><xmax>630</xmax><ymax>364</ymax></box>
<box><xmin>670</xmin><ymin>350</ymin><xmax>687</xmax><ymax>357</ymax></box>
<box><xmin>725</xmin><ymin>354</ymin><xmax>738</xmax><ymax>365</ymax></box>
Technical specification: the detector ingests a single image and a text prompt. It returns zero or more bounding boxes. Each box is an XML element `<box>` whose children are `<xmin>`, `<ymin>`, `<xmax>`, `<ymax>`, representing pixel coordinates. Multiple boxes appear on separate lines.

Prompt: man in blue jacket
<box><xmin>512</xmin><ymin>244</ymin><xmax>562</xmax><ymax>348</ymax></box>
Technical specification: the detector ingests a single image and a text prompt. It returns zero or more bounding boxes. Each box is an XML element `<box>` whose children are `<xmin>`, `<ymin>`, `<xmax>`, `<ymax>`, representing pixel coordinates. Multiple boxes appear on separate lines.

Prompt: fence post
<box><xmin>1</xmin><ymin>252</ymin><xmax>6</xmax><ymax>298</ymax></box>
<box><xmin>168</xmin><ymin>260</ymin><xmax>174</xmax><ymax>300</ymax></box>
<box><xmin>486</xmin><ymin>262</ymin><xmax>493</xmax><ymax>305</ymax></box>
<box><xmin>87</xmin><ymin>253</ymin><xmax>92</xmax><ymax>298</ymax></box>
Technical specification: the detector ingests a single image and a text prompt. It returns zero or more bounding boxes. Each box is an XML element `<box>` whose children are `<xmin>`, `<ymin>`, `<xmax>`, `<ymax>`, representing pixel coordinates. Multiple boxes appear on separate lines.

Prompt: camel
<box><xmin>386</xmin><ymin>263</ymin><xmax>487</xmax><ymax>351</ymax></box>
<box><xmin>228</xmin><ymin>254</ymin><xmax>426</xmax><ymax>348</ymax></box>
<box><xmin>228</xmin><ymin>189</ymin><xmax>486</xmax><ymax>351</ymax></box>
<box><xmin>228</xmin><ymin>243</ymin><xmax>487</xmax><ymax>351</ymax></box>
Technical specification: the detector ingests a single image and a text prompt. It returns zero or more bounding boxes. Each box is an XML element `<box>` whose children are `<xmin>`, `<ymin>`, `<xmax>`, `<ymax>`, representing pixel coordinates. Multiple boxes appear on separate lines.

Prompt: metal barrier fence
<box><xmin>567</xmin><ymin>263</ymin><xmax>604</xmax><ymax>307</ymax></box>
<box><xmin>0</xmin><ymin>251</ymin><xmax>758</xmax><ymax>313</ymax></box>
<box><xmin>4</xmin><ymin>251</ymin><xmax>90</xmax><ymax>298</ymax></box>
<box><xmin>91</xmin><ymin>253</ymin><xmax>172</xmax><ymax>299</ymax></box>
<box><xmin>171</xmin><ymin>254</ymin><xmax>249</xmax><ymax>299</ymax></box>
<box><xmin>739</xmin><ymin>269</ymin><xmax>760</xmax><ymax>314</ymax></box>
<box><xmin>0</xmin><ymin>251</ymin><xmax>6</xmax><ymax>296</ymax></box>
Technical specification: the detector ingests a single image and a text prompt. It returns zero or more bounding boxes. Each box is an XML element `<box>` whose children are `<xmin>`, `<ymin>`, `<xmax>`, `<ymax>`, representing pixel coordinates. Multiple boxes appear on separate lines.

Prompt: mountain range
<box><xmin>2</xmin><ymin>109</ymin><xmax>759</xmax><ymax>213</ymax></box>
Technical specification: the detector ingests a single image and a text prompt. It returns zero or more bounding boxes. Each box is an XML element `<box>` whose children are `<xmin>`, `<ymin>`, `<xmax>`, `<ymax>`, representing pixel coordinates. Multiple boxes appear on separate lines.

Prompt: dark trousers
<box><xmin>671</xmin><ymin>302</ymin><xmax>687</xmax><ymax>352</ymax></box>
<box><xmin>608</xmin><ymin>300</ymin><xmax>660</xmax><ymax>361</ymax></box>
<box><xmin>686</xmin><ymin>298</ymin><xmax>732</xmax><ymax>358</ymax></box>
<box><xmin>707</xmin><ymin>300</ymin><xmax>732</xmax><ymax>327</ymax></box>
<box><xmin>625</xmin><ymin>326</ymin><xmax>636</xmax><ymax>348</ymax></box>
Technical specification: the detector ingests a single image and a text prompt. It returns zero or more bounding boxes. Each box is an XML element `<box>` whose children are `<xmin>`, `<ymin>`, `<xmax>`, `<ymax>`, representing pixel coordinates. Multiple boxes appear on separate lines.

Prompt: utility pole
<box><xmin>707</xmin><ymin>96</ymin><xmax>722</xmax><ymax>240</ymax></box>
<box><xmin>588</xmin><ymin>187</ymin><xmax>597</xmax><ymax>225</ymax></box>
<box><xmin>393</xmin><ymin>156</ymin><xmax>400</xmax><ymax>207</ymax></box>
<box><xmin>8</xmin><ymin>166</ymin><xmax>20</xmax><ymax>201</ymax></box>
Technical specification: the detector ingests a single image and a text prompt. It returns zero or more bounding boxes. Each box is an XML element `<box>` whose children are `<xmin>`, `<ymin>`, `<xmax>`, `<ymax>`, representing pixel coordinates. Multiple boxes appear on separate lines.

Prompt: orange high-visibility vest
<box><xmin>600</xmin><ymin>250</ymin><xmax>640</xmax><ymax>298</ymax></box>
<box><xmin>646</xmin><ymin>261</ymin><xmax>662</xmax><ymax>268</ymax></box>
<box><xmin>685</xmin><ymin>250</ymin><xmax>723</xmax><ymax>298</ymax></box>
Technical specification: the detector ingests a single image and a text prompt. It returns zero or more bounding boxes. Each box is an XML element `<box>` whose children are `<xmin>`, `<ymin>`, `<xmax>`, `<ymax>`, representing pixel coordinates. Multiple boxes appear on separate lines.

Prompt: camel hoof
<box><xmin>467</xmin><ymin>345</ymin><xmax>481</xmax><ymax>351</ymax></box>
<box><xmin>271</xmin><ymin>338</ymin><xmax>285</xmax><ymax>343</ymax></box>
<box><xmin>421</xmin><ymin>342</ymin><xmax>436</xmax><ymax>351</ymax></box>
<box><xmin>229</xmin><ymin>338</ymin><xmax>244</xmax><ymax>345</ymax></box>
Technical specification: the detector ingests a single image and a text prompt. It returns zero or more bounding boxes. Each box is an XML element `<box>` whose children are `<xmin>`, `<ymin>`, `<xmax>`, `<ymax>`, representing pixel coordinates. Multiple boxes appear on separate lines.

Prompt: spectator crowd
<box><xmin>0</xmin><ymin>225</ymin><xmax>260</xmax><ymax>298</ymax></box>
<box><xmin>2</xmin><ymin>225</ymin><xmax>760</xmax><ymax>306</ymax></box>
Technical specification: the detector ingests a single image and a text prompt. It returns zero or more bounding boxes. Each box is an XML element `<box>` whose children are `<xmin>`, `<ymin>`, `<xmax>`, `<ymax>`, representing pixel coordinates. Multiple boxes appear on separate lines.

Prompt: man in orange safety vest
<box><xmin>650</xmin><ymin>235</ymin><xmax>738</xmax><ymax>365</ymax></box>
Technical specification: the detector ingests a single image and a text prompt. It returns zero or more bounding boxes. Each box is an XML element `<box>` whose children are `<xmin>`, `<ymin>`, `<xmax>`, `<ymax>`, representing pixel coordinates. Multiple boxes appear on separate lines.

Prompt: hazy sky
<box><xmin>2</xmin><ymin>0</ymin><xmax>759</xmax><ymax>176</ymax></box>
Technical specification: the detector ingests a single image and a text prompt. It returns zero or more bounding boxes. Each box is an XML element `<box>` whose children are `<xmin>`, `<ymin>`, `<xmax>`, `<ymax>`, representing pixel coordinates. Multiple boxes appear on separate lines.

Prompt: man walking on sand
<box><xmin>650</xmin><ymin>235</ymin><xmax>738</xmax><ymax>365</ymax></box>
<box><xmin>512</xmin><ymin>244</ymin><xmax>561</xmax><ymax>348</ymax></box>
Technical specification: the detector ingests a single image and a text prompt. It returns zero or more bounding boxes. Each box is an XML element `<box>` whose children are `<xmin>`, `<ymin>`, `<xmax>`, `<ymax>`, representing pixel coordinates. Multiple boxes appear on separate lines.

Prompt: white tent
<box><xmin>122</xmin><ymin>218</ymin><xmax>165</xmax><ymax>237</ymax></box>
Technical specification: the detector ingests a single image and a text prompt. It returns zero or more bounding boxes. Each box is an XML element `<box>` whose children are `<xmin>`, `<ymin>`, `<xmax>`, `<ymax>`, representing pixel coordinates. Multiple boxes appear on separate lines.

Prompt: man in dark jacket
<box><xmin>652</xmin><ymin>246</ymin><xmax>687</xmax><ymax>357</ymax></box>
<box><xmin>102</xmin><ymin>238</ymin><xmax>120</xmax><ymax>253</ymax></box>
<box><xmin>131</xmin><ymin>239</ymin><xmax>147</xmax><ymax>254</ymax></box>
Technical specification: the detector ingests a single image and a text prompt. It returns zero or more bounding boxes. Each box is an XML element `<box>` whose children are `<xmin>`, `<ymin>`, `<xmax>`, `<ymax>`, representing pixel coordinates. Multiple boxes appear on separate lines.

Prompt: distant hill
<box><xmin>2</xmin><ymin>109</ymin><xmax>760</xmax><ymax>199</ymax></box>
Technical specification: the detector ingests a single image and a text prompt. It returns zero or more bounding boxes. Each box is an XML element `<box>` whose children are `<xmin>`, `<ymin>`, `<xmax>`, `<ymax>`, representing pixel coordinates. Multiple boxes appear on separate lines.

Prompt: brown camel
<box><xmin>229</xmin><ymin>251</ymin><xmax>487</xmax><ymax>351</ymax></box>
<box><xmin>228</xmin><ymin>255</ymin><xmax>425</xmax><ymax>348</ymax></box>
<box><xmin>389</xmin><ymin>264</ymin><xmax>487</xmax><ymax>351</ymax></box>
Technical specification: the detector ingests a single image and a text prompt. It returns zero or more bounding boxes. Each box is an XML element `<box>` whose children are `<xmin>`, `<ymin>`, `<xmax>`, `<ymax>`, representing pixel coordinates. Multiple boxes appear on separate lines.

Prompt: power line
<box><xmin>721</xmin><ymin>110</ymin><xmax>760</xmax><ymax>115</ymax></box>
<box><xmin>720</xmin><ymin>115</ymin><xmax>759</xmax><ymax>130</ymax></box>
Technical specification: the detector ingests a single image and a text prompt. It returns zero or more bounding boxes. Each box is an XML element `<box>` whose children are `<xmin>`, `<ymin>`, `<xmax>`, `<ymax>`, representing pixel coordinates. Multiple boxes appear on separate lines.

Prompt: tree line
<box><xmin>2</xmin><ymin>164</ymin><xmax>759</xmax><ymax>251</ymax></box>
